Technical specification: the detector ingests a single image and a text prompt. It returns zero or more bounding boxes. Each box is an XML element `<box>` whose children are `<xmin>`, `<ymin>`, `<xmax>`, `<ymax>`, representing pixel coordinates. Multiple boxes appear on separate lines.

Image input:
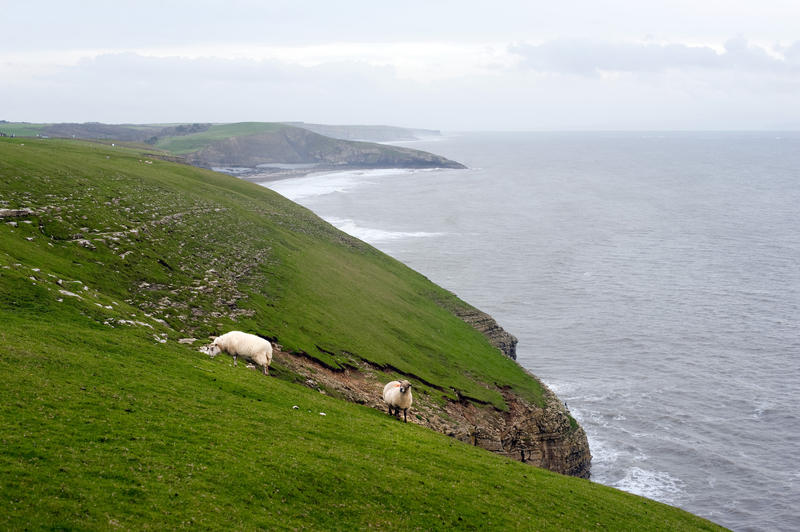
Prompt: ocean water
<box><xmin>264</xmin><ymin>132</ymin><xmax>800</xmax><ymax>531</ymax></box>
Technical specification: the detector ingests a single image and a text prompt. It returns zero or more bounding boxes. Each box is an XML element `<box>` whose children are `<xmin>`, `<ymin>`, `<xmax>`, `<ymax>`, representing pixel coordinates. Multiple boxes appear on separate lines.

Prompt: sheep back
<box><xmin>214</xmin><ymin>331</ymin><xmax>273</xmax><ymax>370</ymax></box>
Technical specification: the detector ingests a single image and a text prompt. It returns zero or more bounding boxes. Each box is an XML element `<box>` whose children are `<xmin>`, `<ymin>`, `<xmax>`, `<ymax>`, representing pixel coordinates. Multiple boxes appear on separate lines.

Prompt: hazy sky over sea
<box><xmin>3</xmin><ymin>1</ymin><xmax>800</xmax><ymax>130</ymax></box>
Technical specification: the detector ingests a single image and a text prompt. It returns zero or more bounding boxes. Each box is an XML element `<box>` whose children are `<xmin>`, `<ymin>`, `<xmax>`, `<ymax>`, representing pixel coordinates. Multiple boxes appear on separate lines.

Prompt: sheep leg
<box><xmin>263</xmin><ymin>365</ymin><xmax>268</xmax><ymax>376</ymax></box>
<box><xmin>403</xmin><ymin>408</ymin><xmax>407</xmax><ymax>423</ymax></box>
<box><xmin>233</xmin><ymin>354</ymin><xmax>238</xmax><ymax>366</ymax></box>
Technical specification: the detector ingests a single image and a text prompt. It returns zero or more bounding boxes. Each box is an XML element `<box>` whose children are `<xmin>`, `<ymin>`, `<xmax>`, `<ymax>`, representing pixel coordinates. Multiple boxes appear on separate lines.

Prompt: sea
<box><xmin>261</xmin><ymin>132</ymin><xmax>800</xmax><ymax>531</ymax></box>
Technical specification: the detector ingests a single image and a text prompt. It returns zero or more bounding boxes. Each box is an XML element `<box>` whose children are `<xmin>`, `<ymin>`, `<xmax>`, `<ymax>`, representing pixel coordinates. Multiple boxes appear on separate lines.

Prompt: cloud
<box><xmin>55</xmin><ymin>52</ymin><xmax>394</xmax><ymax>85</ymax></box>
<box><xmin>509</xmin><ymin>37</ymin><xmax>800</xmax><ymax>76</ymax></box>
<box><xmin>1</xmin><ymin>52</ymin><xmax>411</xmax><ymax>125</ymax></box>
<box><xmin>3</xmin><ymin>42</ymin><xmax>800</xmax><ymax>130</ymax></box>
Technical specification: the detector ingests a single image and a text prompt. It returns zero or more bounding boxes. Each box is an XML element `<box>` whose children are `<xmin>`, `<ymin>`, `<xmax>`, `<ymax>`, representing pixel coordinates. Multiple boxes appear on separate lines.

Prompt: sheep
<box><xmin>382</xmin><ymin>380</ymin><xmax>413</xmax><ymax>422</ymax></box>
<box><xmin>208</xmin><ymin>331</ymin><xmax>273</xmax><ymax>375</ymax></box>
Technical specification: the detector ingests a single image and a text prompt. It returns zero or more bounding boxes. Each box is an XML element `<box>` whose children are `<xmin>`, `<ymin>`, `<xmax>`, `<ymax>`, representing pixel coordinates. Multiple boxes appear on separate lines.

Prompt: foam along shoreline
<box><xmin>259</xmin><ymin>167</ymin><xmax>449</xmax><ymax>244</ymax></box>
<box><xmin>262</xmin><ymin>167</ymin><xmax>420</xmax><ymax>201</ymax></box>
<box><xmin>214</xmin><ymin>156</ymin><xmax>460</xmax><ymax>184</ymax></box>
<box><xmin>324</xmin><ymin>217</ymin><xmax>445</xmax><ymax>243</ymax></box>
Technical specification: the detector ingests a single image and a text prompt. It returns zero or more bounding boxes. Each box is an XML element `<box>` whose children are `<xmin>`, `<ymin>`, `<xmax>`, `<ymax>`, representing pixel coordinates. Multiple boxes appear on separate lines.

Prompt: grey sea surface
<box><xmin>263</xmin><ymin>132</ymin><xmax>800</xmax><ymax>532</ymax></box>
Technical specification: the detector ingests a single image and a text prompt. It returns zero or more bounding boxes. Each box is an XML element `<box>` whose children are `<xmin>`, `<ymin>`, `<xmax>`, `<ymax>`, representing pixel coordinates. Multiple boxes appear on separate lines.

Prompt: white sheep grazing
<box><xmin>382</xmin><ymin>380</ymin><xmax>413</xmax><ymax>423</ymax></box>
<box><xmin>208</xmin><ymin>331</ymin><xmax>273</xmax><ymax>375</ymax></box>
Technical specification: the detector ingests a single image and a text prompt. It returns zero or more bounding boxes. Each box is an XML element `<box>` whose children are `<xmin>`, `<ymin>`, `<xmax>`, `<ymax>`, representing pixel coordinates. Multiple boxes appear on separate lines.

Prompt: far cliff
<box><xmin>175</xmin><ymin>123</ymin><xmax>465</xmax><ymax>170</ymax></box>
<box><xmin>0</xmin><ymin>121</ymin><xmax>465</xmax><ymax>171</ymax></box>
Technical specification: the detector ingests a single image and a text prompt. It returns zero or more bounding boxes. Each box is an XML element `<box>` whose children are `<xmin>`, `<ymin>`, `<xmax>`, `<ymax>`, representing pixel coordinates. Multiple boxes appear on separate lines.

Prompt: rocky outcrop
<box><xmin>0</xmin><ymin>207</ymin><xmax>36</xmax><ymax>219</ymax></box>
<box><xmin>185</xmin><ymin>126</ymin><xmax>466</xmax><ymax>170</ymax></box>
<box><xmin>452</xmin><ymin>306</ymin><xmax>518</xmax><ymax>360</ymax></box>
<box><xmin>428</xmin><ymin>294</ymin><xmax>518</xmax><ymax>360</ymax></box>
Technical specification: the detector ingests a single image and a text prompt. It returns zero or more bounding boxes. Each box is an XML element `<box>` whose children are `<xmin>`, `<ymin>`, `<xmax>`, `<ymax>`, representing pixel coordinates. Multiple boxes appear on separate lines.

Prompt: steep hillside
<box><xmin>0</xmin><ymin>138</ymin><xmax>727</xmax><ymax>529</ymax></box>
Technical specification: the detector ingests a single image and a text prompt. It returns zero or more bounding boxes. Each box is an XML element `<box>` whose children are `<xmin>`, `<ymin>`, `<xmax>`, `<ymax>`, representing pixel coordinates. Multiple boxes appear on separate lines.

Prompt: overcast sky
<box><xmin>3</xmin><ymin>1</ymin><xmax>800</xmax><ymax>130</ymax></box>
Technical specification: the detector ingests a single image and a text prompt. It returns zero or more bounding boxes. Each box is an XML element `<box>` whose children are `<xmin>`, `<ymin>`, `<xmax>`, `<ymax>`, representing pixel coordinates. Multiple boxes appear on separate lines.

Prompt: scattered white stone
<box><xmin>58</xmin><ymin>289</ymin><xmax>82</xmax><ymax>298</ymax></box>
<box><xmin>31</xmin><ymin>268</ymin><xmax>40</xmax><ymax>272</ymax></box>
<box><xmin>25</xmin><ymin>237</ymin><xmax>34</xmax><ymax>241</ymax></box>
<box><xmin>178</xmin><ymin>338</ymin><xmax>197</xmax><ymax>344</ymax></box>
<box><xmin>117</xmin><ymin>319</ymin><xmax>153</xmax><ymax>329</ymax></box>
<box><xmin>56</xmin><ymin>298</ymin><xmax>63</xmax><ymax>302</ymax></box>
<box><xmin>319</xmin><ymin>412</ymin><xmax>326</xmax><ymax>416</ymax></box>
<box><xmin>292</xmin><ymin>405</ymin><xmax>299</xmax><ymax>410</ymax></box>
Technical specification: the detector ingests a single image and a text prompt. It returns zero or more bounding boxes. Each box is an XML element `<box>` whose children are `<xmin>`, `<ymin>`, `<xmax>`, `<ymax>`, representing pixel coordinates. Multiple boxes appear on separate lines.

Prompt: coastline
<box><xmin>247</xmin><ymin>162</ymin><xmax>592</xmax><ymax>478</ymax></box>
<box><xmin>214</xmin><ymin>162</ymin><xmax>455</xmax><ymax>184</ymax></box>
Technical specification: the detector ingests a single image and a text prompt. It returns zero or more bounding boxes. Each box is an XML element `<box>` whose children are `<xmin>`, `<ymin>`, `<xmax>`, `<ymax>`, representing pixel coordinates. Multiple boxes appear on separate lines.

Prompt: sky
<box><xmin>2</xmin><ymin>0</ymin><xmax>800</xmax><ymax>130</ymax></box>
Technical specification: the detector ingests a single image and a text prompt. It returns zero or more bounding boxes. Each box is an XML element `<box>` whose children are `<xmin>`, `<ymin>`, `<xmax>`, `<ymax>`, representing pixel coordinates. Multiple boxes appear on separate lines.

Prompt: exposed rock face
<box><xmin>0</xmin><ymin>207</ymin><xmax>36</xmax><ymax>219</ymax></box>
<box><xmin>185</xmin><ymin>126</ymin><xmax>466</xmax><ymax>170</ymax></box>
<box><xmin>273</xmin><ymin>346</ymin><xmax>591</xmax><ymax>479</ymax></box>
<box><xmin>452</xmin><ymin>306</ymin><xmax>518</xmax><ymax>360</ymax></box>
<box><xmin>429</xmin><ymin>294</ymin><xmax>518</xmax><ymax>360</ymax></box>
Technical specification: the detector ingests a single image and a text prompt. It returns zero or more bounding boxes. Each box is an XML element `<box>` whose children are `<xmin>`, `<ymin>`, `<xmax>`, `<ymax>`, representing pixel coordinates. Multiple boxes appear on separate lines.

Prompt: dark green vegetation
<box><xmin>0</xmin><ymin>138</ymin><xmax>725</xmax><ymax>529</ymax></box>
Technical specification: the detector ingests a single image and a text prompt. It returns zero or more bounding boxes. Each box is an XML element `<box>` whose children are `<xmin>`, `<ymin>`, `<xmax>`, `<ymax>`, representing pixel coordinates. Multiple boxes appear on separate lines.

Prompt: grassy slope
<box><xmin>0</xmin><ymin>315</ymin><xmax>723</xmax><ymax>530</ymax></box>
<box><xmin>0</xmin><ymin>138</ymin><xmax>533</xmax><ymax>409</ymax></box>
<box><xmin>153</xmin><ymin>122</ymin><xmax>287</xmax><ymax>154</ymax></box>
<box><xmin>0</xmin><ymin>138</ymin><xmax>725</xmax><ymax>529</ymax></box>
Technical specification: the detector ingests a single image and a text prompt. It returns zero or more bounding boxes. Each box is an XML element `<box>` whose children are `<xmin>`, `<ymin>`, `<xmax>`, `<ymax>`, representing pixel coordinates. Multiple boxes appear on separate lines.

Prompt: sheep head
<box><xmin>399</xmin><ymin>380</ymin><xmax>412</xmax><ymax>393</ymax></box>
<box><xmin>207</xmin><ymin>338</ymin><xmax>222</xmax><ymax>357</ymax></box>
